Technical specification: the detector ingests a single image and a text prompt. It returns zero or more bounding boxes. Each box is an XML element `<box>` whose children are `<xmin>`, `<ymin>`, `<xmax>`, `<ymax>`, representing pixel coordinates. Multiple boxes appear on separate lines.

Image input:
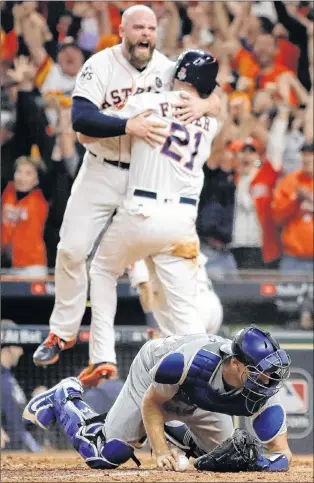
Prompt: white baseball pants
<box><xmin>89</xmin><ymin>202</ymin><xmax>206</xmax><ymax>364</ymax></box>
<box><xmin>49</xmin><ymin>151</ymin><xmax>128</xmax><ymax>342</ymax></box>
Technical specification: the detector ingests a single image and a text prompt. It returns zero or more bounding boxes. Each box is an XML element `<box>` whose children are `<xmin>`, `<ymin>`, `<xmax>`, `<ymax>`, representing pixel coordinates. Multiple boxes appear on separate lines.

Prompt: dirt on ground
<box><xmin>1</xmin><ymin>452</ymin><xmax>313</xmax><ymax>483</ymax></box>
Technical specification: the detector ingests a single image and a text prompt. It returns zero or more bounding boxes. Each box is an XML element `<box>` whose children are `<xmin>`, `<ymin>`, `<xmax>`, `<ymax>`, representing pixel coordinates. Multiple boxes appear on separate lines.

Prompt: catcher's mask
<box><xmin>231</xmin><ymin>326</ymin><xmax>291</xmax><ymax>414</ymax></box>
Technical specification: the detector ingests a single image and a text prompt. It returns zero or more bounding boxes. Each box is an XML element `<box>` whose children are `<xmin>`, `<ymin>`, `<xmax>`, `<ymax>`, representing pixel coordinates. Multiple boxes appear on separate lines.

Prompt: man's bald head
<box><xmin>121</xmin><ymin>5</ymin><xmax>156</xmax><ymax>27</ymax></box>
<box><xmin>119</xmin><ymin>5</ymin><xmax>157</xmax><ymax>70</ymax></box>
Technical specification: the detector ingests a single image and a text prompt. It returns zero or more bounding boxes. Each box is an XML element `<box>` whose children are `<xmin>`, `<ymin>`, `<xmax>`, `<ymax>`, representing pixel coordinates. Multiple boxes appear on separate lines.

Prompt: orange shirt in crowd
<box><xmin>96</xmin><ymin>34</ymin><xmax>120</xmax><ymax>52</ymax></box>
<box><xmin>232</xmin><ymin>48</ymin><xmax>298</xmax><ymax>106</ymax></box>
<box><xmin>272</xmin><ymin>171</ymin><xmax>313</xmax><ymax>259</ymax></box>
<box><xmin>0</xmin><ymin>29</ymin><xmax>18</xmax><ymax>62</ymax></box>
<box><xmin>250</xmin><ymin>160</ymin><xmax>282</xmax><ymax>263</ymax></box>
<box><xmin>276</xmin><ymin>39</ymin><xmax>300</xmax><ymax>74</ymax></box>
<box><xmin>1</xmin><ymin>182</ymin><xmax>48</xmax><ymax>268</ymax></box>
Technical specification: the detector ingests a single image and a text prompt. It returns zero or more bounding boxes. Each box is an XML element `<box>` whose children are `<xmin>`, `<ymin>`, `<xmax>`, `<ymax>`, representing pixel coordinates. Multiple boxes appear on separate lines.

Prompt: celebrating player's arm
<box><xmin>142</xmin><ymin>384</ymin><xmax>180</xmax><ymax>471</ymax></box>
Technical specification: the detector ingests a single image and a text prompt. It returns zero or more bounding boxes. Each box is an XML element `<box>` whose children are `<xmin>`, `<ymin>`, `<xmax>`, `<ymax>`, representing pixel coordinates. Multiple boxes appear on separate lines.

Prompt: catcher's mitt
<box><xmin>194</xmin><ymin>429</ymin><xmax>260</xmax><ymax>472</ymax></box>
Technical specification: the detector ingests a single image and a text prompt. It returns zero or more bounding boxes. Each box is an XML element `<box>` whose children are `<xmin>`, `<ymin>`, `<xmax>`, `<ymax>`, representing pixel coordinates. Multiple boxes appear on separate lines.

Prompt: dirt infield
<box><xmin>1</xmin><ymin>452</ymin><xmax>313</xmax><ymax>483</ymax></box>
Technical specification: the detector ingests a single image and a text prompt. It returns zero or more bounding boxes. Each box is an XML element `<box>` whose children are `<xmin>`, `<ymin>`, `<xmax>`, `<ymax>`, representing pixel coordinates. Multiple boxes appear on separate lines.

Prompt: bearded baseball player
<box><xmin>77</xmin><ymin>49</ymin><xmax>220</xmax><ymax>384</ymax></box>
<box><xmin>23</xmin><ymin>326</ymin><xmax>292</xmax><ymax>473</ymax></box>
<box><xmin>33</xmin><ymin>5</ymin><xmax>221</xmax><ymax>383</ymax></box>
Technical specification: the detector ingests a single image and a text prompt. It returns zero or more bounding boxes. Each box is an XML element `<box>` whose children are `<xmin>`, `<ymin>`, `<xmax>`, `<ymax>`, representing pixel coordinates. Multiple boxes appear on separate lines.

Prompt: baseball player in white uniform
<box><xmin>128</xmin><ymin>255</ymin><xmax>223</xmax><ymax>337</ymax></box>
<box><xmin>33</xmin><ymin>5</ymin><xmax>220</xmax><ymax>379</ymax></box>
<box><xmin>81</xmin><ymin>49</ymin><xmax>220</xmax><ymax>385</ymax></box>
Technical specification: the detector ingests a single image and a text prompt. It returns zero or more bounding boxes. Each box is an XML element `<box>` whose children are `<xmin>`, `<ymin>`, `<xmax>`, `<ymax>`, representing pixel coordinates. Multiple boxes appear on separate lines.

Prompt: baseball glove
<box><xmin>194</xmin><ymin>429</ymin><xmax>260</xmax><ymax>472</ymax></box>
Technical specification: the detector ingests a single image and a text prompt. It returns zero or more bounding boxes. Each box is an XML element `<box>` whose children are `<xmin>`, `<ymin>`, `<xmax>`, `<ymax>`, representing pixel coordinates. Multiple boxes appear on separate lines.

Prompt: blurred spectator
<box><xmin>272</xmin><ymin>141</ymin><xmax>313</xmax><ymax>274</ymax></box>
<box><xmin>12</xmin><ymin>2</ymin><xmax>84</xmax><ymax>131</ymax></box>
<box><xmin>0</xmin><ymin>319</ymin><xmax>42</xmax><ymax>451</ymax></box>
<box><xmin>273</xmin><ymin>1</ymin><xmax>313</xmax><ymax>91</ymax></box>
<box><xmin>197</xmin><ymin>139</ymin><xmax>237</xmax><ymax>281</ymax></box>
<box><xmin>83</xmin><ymin>376</ymin><xmax>124</xmax><ymax>415</ymax></box>
<box><xmin>1</xmin><ymin>156</ymin><xmax>48</xmax><ymax>278</ymax></box>
<box><xmin>231</xmin><ymin>138</ymin><xmax>266</xmax><ymax>269</ymax></box>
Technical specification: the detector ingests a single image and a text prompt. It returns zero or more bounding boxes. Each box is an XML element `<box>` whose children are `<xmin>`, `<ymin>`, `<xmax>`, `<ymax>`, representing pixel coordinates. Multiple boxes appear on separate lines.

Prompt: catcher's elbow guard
<box><xmin>254</xmin><ymin>453</ymin><xmax>289</xmax><ymax>472</ymax></box>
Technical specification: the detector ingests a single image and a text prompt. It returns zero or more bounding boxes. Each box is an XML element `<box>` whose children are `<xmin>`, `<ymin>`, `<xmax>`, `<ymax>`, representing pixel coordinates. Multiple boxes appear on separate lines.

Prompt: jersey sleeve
<box><xmin>149</xmin><ymin>351</ymin><xmax>185</xmax><ymax>400</ymax></box>
<box><xmin>72</xmin><ymin>52</ymin><xmax>110</xmax><ymax>108</ymax></box>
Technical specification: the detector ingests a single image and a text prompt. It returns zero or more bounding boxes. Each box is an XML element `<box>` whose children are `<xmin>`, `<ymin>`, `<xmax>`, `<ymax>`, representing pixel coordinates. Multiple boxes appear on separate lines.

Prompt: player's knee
<box><xmin>58</xmin><ymin>246</ymin><xmax>87</xmax><ymax>266</ymax></box>
<box><xmin>89</xmin><ymin>258</ymin><xmax>118</xmax><ymax>280</ymax></box>
<box><xmin>99</xmin><ymin>439</ymin><xmax>135</xmax><ymax>468</ymax></box>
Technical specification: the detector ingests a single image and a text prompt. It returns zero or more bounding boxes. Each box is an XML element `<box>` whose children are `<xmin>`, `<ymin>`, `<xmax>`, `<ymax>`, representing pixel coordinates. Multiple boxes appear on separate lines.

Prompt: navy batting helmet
<box><xmin>232</xmin><ymin>326</ymin><xmax>291</xmax><ymax>413</ymax></box>
<box><xmin>174</xmin><ymin>49</ymin><xmax>219</xmax><ymax>98</ymax></box>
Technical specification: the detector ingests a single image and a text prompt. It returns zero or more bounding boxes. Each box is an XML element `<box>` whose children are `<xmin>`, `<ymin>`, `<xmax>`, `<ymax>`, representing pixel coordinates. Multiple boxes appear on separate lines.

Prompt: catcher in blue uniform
<box><xmin>23</xmin><ymin>326</ymin><xmax>292</xmax><ymax>472</ymax></box>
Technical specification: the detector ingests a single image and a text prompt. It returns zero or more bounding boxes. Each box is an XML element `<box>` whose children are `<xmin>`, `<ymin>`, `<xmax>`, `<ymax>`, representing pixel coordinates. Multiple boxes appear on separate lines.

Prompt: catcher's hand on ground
<box><xmin>157</xmin><ymin>449</ymin><xmax>179</xmax><ymax>471</ymax></box>
<box><xmin>194</xmin><ymin>429</ymin><xmax>260</xmax><ymax>472</ymax></box>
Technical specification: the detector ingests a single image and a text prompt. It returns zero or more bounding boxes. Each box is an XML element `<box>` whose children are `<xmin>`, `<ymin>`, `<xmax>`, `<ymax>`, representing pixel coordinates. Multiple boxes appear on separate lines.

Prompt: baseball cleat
<box><xmin>78</xmin><ymin>362</ymin><xmax>117</xmax><ymax>388</ymax></box>
<box><xmin>33</xmin><ymin>333</ymin><xmax>77</xmax><ymax>366</ymax></box>
<box><xmin>22</xmin><ymin>377</ymin><xmax>79</xmax><ymax>429</ymax></box>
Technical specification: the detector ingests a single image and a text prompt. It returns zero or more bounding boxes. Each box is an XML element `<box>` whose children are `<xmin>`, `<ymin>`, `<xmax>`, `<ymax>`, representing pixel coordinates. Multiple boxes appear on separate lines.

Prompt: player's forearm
<box><xmin>142</xmin><ymin>394</ymin><xmax>169</xmax><ymax>457</ymax></box>
<box><xmin>205</xmin><ymin>93</ymin><xmax>221</xmax><ymax>118</ymax></box>
<box><xmin>71</xmin><ymin>97</ymin><xmax>127</xmax><ymax>138</ymax></box>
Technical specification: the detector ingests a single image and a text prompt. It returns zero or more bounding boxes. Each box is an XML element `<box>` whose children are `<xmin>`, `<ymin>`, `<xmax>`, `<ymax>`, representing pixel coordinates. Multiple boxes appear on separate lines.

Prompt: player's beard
<box><xmin>126</xmin><ymin>39</ymin><xmax>155</xmax><ymax>70</ymax></box>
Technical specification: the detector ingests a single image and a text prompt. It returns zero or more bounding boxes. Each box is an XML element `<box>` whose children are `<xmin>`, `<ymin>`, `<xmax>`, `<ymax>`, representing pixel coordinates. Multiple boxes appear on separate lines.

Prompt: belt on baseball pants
<box><xmin>133</xmin><ymin>189</ymin><xmax>197</xmax><ymax>207</ymax></box>
<box><xmin>89</xmin><ymin>151</ymin><xmax>129</xmax><ymax>170</ymax></box>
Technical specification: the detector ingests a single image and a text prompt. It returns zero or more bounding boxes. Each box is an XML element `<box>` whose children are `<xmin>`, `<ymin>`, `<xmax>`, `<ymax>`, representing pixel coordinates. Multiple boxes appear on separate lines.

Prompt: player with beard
<box><xmin>33</xmin><ymin>6</ymin><xmax>221</xmax><ymax>388</ymax></box>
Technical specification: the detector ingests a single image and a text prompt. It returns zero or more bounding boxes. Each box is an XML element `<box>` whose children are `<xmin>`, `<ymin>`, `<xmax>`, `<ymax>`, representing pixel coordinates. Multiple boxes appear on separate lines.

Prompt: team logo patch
<box><xmin>279</xmin><ymin>379</ymin><xmax>308</xmax><ymax>414</ymax></box>
<box><xmin>278</xmin><ymin>369</ymin><xmax>313</xmax><ymax>440</ymax></box>
<box><xmin>156</xmin><ymin>77</ymin><xmax>162</xmax><ymax>88</ymax></box>
<box><xmin>177</xmin><ymin>67</ymin><xmax>187</xmax><ymax>81</ymax></box>
<box><xmin>80</xmin><ymin>65</ymin><xmax>93</xmax><ymax>82</ymax></box>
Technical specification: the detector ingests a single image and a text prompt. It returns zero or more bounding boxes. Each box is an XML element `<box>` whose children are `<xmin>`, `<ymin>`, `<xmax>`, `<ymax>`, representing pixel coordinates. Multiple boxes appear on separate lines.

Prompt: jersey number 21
<box><xmin>161</xmin><ymin>122</ymin><xmax>202</xmax><ymax>170</ymax></box>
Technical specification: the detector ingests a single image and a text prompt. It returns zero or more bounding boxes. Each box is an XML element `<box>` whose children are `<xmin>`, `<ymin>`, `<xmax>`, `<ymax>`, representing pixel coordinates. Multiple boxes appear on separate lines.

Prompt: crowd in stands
<box><xmin>1</xmin><ymin>1</ymin><xmax>313</xmax><ymax>281</ymax></box>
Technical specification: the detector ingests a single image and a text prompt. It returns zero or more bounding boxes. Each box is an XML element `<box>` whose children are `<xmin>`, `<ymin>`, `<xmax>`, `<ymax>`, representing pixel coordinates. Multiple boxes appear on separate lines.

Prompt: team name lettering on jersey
<box><xmin>102</xmin><ymin>85</ymin><xmax>161</xmax><ymax>109</ymax></box>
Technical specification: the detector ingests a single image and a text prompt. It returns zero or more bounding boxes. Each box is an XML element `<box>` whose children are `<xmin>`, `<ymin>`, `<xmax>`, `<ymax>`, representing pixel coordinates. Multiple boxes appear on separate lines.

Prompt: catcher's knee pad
<box><xmin>99</xmin><ymin>439</ymin><xmax>135</xmax><ymax>469</ymax></box>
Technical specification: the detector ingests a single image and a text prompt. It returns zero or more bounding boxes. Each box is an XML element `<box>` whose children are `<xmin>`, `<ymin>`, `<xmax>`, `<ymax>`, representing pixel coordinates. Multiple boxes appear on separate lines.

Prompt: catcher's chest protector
<box><xmin>177</xmin><ymin>346</ymin><xmax>262</xmax><ymax>416</ymax></box>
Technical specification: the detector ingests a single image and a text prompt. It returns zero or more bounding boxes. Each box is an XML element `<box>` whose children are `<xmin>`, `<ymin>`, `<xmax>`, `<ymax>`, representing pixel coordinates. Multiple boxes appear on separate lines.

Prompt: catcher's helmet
<box><xmin>174</xmin><ymin>49</ymin><xmax>219</xmax><ymax>98</ymax></box>
<box><xmin>232</xmin><ymin>326</ymin><xmax>291</xmax><ymax>413</ymax></box>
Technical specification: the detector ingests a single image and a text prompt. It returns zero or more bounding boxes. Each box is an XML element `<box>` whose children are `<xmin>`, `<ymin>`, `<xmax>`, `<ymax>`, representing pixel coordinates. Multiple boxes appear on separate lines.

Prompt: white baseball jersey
<box><xmin>112</xmin><ymin>91</ymin><xmax>218</xmax><ymax>200</ymax></box>
<box><xmin>72</xmin><ymin>44</ymin><xmax>174</xmax><ymax>162</ymax></box>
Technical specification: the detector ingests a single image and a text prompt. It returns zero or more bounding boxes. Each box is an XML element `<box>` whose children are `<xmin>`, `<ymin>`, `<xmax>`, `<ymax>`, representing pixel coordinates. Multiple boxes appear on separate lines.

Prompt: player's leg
<box><xmin>152</xmin><ymin>253</ymin><xmax>206</xmax><ymax>335</ymax></box>
<box><xmin>23</xmin><ymin>377</ymin><xmax>137</xmax><ymax>469</ymax></box>
<box><xmin>81</xmin><ymin>209</ymin><xmax>141</xmax><ymax>386</ymax></box>
<box><xmin>180</xmin><ymin>409</ymin><xmax>234</xmax><ymax>454</ymax></box>
<box><xmin>33</xmin><ymin>156</ymin><xmax>127</xmax><ymax>366</ymax></box>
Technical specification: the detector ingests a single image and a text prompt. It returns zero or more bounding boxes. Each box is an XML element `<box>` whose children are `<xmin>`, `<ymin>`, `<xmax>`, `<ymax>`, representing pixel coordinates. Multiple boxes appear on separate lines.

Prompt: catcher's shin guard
<box><xmin>23</xmin><ymin>377</ymin><xmax>79</xmax><ymax>429</ymax></box>
<box><xmin>53</xmin><ymin>378</ymin><xmax>136</xmax><ymax>470</ymax></box>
